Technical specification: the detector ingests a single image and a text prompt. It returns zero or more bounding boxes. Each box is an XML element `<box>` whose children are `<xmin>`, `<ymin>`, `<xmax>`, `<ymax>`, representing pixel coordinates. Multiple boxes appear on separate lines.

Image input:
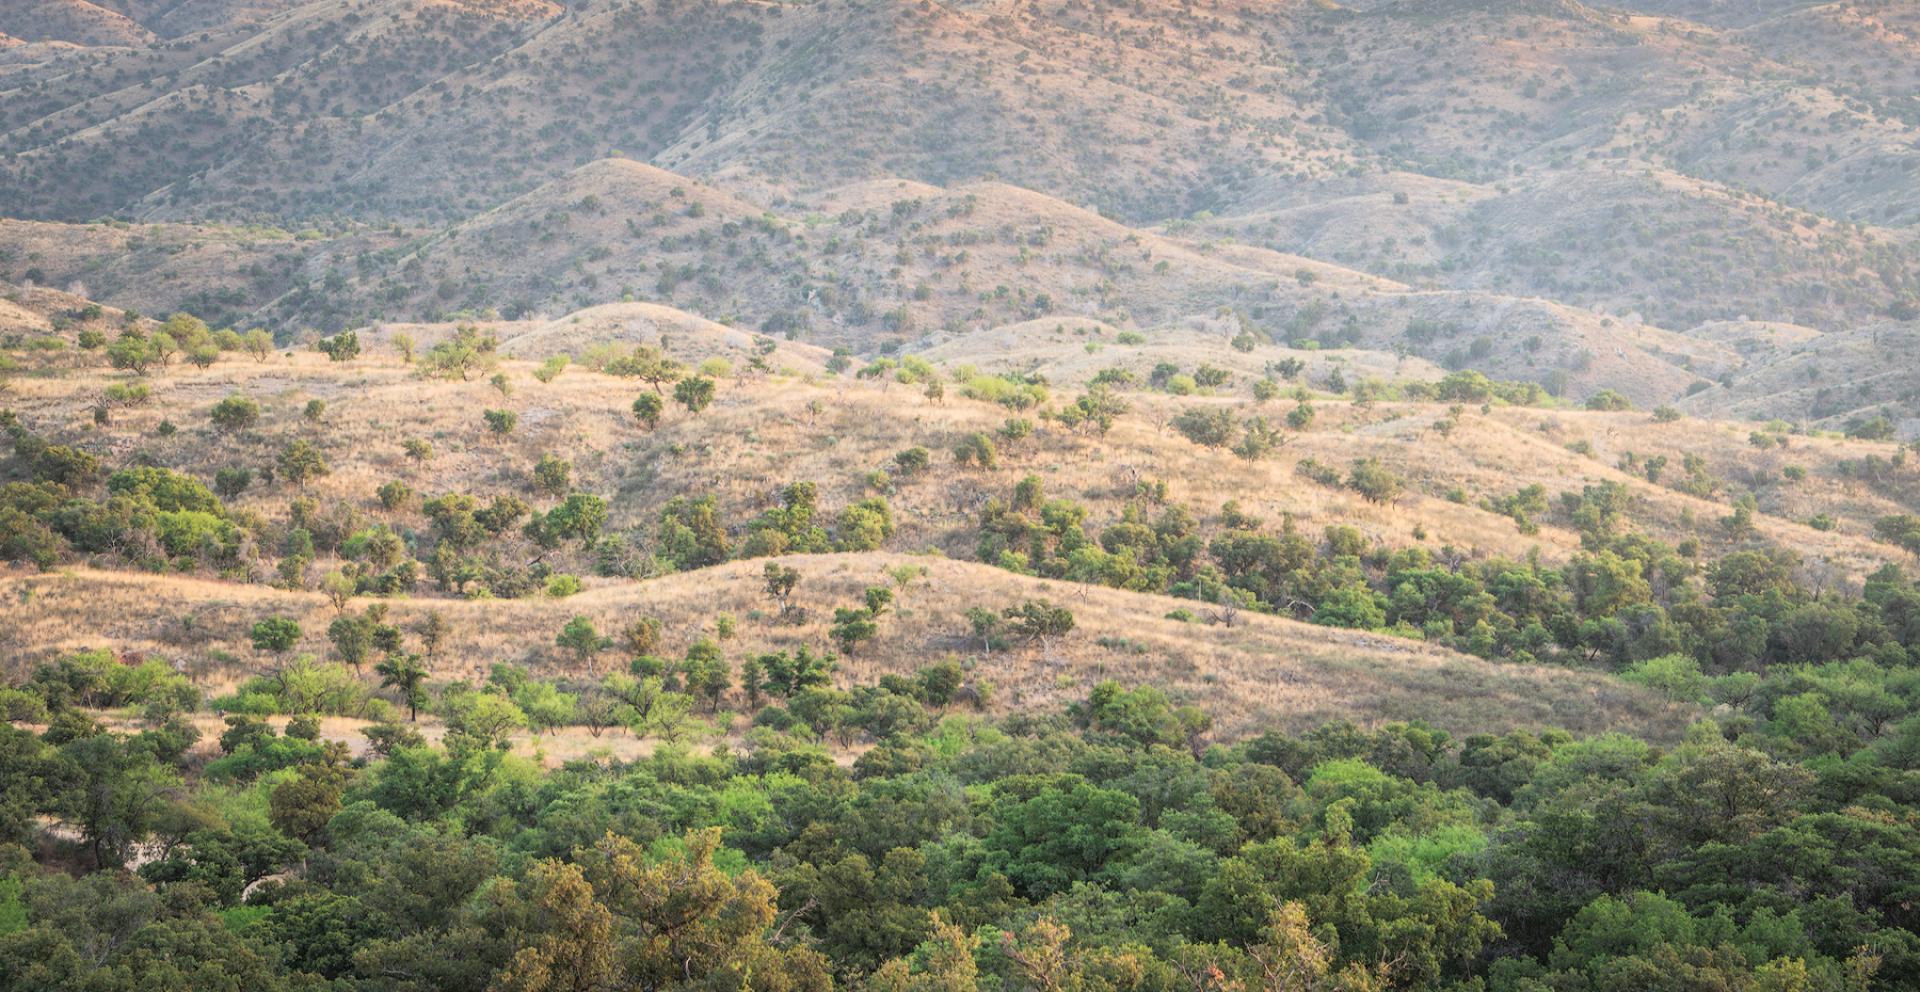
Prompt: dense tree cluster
<box><xmin>973</xmin><ymin>476</ymin><xmax>1920</xmax><ymax>688</ymax></box>
<box><xmin>4</xmin><ymin>659</ymin><xmax>1919</xmax><ymax>991</ymax></box>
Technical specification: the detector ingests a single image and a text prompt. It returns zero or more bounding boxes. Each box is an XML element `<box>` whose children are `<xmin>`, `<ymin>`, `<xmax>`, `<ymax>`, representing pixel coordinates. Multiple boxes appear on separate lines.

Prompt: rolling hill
<box><xmin>0</xmin><ymin>0</ymin><xmax>1913</xmax><ymax>430</ymax></box>
<box><xmin>0</xmin><ymin>554</ymin><xmax>1697</xmax><ymax>741</ymax></box>
<box><xmin>3</xmin><ymin>0</ymin><xmax>1920</xmax><ymax>749</ymax></box>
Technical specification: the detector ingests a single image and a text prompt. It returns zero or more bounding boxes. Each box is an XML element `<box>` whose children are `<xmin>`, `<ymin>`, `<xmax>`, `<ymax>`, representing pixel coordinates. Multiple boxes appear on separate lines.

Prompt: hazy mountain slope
<box><xmin>0</xmin><ymin>155</ymin><xmax>1794</xmax><ymax>410</ymax></box>
<box><xmin>2</xmin><ymin>291</ymin><xmax>1907</xmax><ymax>580</ymax></box>
<box><xmin>0</xmin><ymin>0</ymin><xmax>561</xmax><ymax>221</ymax></box>
<box><xmin>1596</xmin><ymin>0</ymin><xmax>1840</xmax><ymax>30</ymax></box>
<box><xmin>0</xmin><ymin>0</ymin><xmax>156</xmax><ymax>48</ymax></box>
<box><xmin>86</xmin><ymin>0</ymin><xmax>310</xmax><ymax>38</ymax></box>
<box><xmin>0</xmin><ymin>0</ymin><xmax>1914</xmax><ymax>425</ymax></box>
<box><xmin>1685</xmin><ymin>320</ymin><xmax>1920</xmax><ymax>433</ymax></box>
<box><xmin>1729</xmin><ymin>2</ymin><xmax>1920</xmax><ymax>126</ymax></box>
<box><xmin>0</xmin><ymin>217</ymin><xmax>397</xmax><ymax>329</ymax></box>
<box><xmin>652</xmin><ymin>0</ymin><xmax>1365</xmax><ymax>221</ymax></box>
<box><xmin>9</xmin><ymin>0</ymin><xmax>1910</xmax><ymax>231</ymax></box>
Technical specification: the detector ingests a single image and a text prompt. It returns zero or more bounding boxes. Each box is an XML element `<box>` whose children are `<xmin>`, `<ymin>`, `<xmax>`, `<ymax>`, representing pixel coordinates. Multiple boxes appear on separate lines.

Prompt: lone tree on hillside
<box><xmin>966</xmin><ymin>606</ymin><xmax>1003</xmax><ymax>655</ymax></box>
<box><xmin>421</xmin><ymin>324</ymin><xmax>499</xmax><ymax>381</ymax></box>
<box><xmin>316</xmin><ymin>330</ymin><xmax>360</xmax><ymax>362</ymax></box>
<box><xmin>210</xmin><ymin>394</ymin><xmax>260</xmax><ymax>433</ymax></box>
<box><xmin>416</xmin><ymin>611</ymin><xmax>450</xmax><ymax>660</ymax></box>
<box><xmin>632</xmin><ymin>392</ymin><xmax>664</xmax><ymax>431</ymax></box>
<box><xmin>107</xmin><ymin>331</ymin><xmax>159</xmax><ymax>375</ymax></box>
<box><xmin>1173</xmin><ymin>407</ymin><xmax>1236</xmax><ymax>449</ymax></box>
<box><xmin>953</xmin><ymin>433</ymin><xmax>997</xmax><ymax>469</ymax></box>
<box><xmin>250</xmin><ymin>616</ymin><xmax>302</xmax><ymax>656</ymax></box>
<box><xmin>763</xmin><ymin>562</ymin><xmax>801</xmax><ymax>612</ymax></box>
<box><xmin>756</xmin><ymin>646</ymin><xmax>835</xmax><ymax>699</ymax></box>
<box><xmin>1004</xmin><ymin>599</ymin><xmax>1075</xmax><ymax>657</ymax></box>
<box><xmin>894</xmin><ymin>447</ymin><xmax>931</xmax><ymax>476</ymax></box>
<box><xmin>376</xmin><ymin>653</ymin><xmax>429</xmax><ymax>722</ymax></box>
<box><xmin>533</xmin><ymin>453</ymin><xmax>571</xmax><ymax>496</ymax></box>
<box><xmin>607</xmin><ymin>345</ymin><xmax>684</xmax><ymax>393</ymax></box>
<box><xmin>674</xmin><ymin>376</ymin><xmax>715</xmax><ymax>415</ymax></box>
<box><xmin>831</xmin><ymin>607</ymin><xmax>878</xmax><ymax>657</ymax></box>
<box><xmin>483</xmin><ymin>408</ymin><xmax>518</xmax><ymax>437</ymax></box>
<box><xmin>829</xmin><ymin>586</ymin><xmax>893</xmax><ymax>658</ymax></box>
<box><xmin>1346</xmin><ymin>458</ymin><xmax>1403</xmax><ymax>504</ymax></box>
<box><xmin>556</xmin><ymin>615</ymin><xmax>612</xmax><ymax>673</ymax></box>
<box><xmin>1233</xmin><ymin>416</ymin><xmax>1286</xmax><ymax>461</ymax></box>
<box><xmin>278</xmin><ymin>440</ymin><xmax>329</xmax><ymax>487</ymax></box>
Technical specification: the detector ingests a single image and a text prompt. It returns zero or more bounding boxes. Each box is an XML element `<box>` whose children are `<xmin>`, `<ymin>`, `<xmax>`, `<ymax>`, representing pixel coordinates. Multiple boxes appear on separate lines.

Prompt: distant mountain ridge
<box><xmin>0</xmin><ymin>0</ymin><xmax>1914</xmax><ymax>429</ymax></box>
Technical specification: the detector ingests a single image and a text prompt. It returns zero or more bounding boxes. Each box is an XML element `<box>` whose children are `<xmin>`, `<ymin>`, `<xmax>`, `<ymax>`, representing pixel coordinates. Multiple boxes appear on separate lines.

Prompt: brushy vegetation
<box><xmin>3</xmin><ymin>2</ymin><xmax>1920</xmax><ymax>981</ymax></box>
<box><xmin>4</xmin><ymin>648</ymin><xmax>1920</xmax><ymax>990</ymax></box>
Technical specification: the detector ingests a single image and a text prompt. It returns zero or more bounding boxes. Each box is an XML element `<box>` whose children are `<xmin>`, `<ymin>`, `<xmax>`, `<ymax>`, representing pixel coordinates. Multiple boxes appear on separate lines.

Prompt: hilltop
<box><xmin>0</xmin><ymin>0</ymin><xmax>1912</xmax><ymax>430</ymax></box>
<box><xmin>0</xmin><ymin>0</ymin><xmax>1918</xmax><ymax>765</ymax></box>
<box><xmin>0</xmin><ymin>554</ymin><xmax>1695</xmax><ymax>741</ymax></box>
<box><xmin>10</xmin><ymin>6</ymin><xmax>1920</xmax><ymax>991</ymax></box>
<box><xmin>0</xmin><ymin>4</ymin><xmax>1906</xmax><ymax>385</ymax></box>
<box><xmin>3</xmin><ymin>301</ymin><xmax>1916</xmax><ymax>750</ymax></box>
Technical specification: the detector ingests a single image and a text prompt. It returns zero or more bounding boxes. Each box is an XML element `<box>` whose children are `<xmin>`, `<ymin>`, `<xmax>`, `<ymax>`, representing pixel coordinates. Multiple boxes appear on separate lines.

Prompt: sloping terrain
<box><xmin>8</xmin><ymin>7</ymin><xmax>1920</xmax><ymax>990</ymax></box>
<box><xmin>4</xmin><ymin>284</ymin><xmax>1911</xmax><ymax>568</ymax></box>
<box><xmin>0</xmin><ymin>163</ymin><xmax>1748</xmax><ymax>409</ymax></box>
<box><xmin>0</xmin><ymin>554</ymin><xmax>1696</xmax><ymax>740</ymax></box>
<box><xmin>6</xmin><ymin>301</ymin><xmax>1915</xmax><ymax>753</ymax></box>
<box><xmin>0</xmin><ymin>0</ymin><xmax>156</xmax><ymax>48</ymax></box>
<box><xmin>0</xmin><ymin>0</ymin><xmax>1913</xmax><ymax>427</ymax></box>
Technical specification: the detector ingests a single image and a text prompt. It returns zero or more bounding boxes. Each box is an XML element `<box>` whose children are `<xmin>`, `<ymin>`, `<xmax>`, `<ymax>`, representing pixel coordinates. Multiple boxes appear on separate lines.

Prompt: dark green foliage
<box><xmin>893</xmin><ymin>447</ymin><xmax>931</xmax><ymax>475</ymax></box>
<box><xmin>316</xmin><ymin>330</ymin><xmax>360</xmax><ymax>362</ymax></box>
<box><xmin>1584</xmin><ymin>389</ymin><xmax>1634</xmax><ymax>411</ymax></box>
<box><xmin>249</xmin><ymin>616</ymin><xmax>301</xmax><ymax>654</ymax></box>
<box><xmin>673</xmin><ymin>375</ymin><xmax>715</xmax><ymax>414</ymax></box>
<box><xmin>742</xmin><ymin>482</ymin><xmax>832</xmax><ymax>557</ymax></box>
<box><xmin>105</xmin><ymin>466</ymin><xmax>221</xmax><ymax>514</ymax></box>
<box><xmin>953</xmin><ymin>432</ymin><xmax>997</xmax><ymax>469</ymax></box>
<box><xmin>213</xmin><ymin>467</ymin><xmax>252</xmax><ymax>501</ymax></box>
<box><xmin>8</xmin><ymin>647</ymin><xmax>1920</xmax><ymax>992</ymax></box>
<box><xmin>482</xmin><ymin>408</ymin><xmax>517</xmax><ymax>436</ymax></box>
<box><xmin>631</xmin><ymin>391</ymin><xmax>665</xmax><ymax>430</ymax></box>
<box><xmin>420</xmin><ymin>323</ymin><xmax>499</xmax><ymax>381</ymax></box>
<box><xmin>1172</xmin><ymin>407</ymin><xmax>1236</xmax><ymax>448</ymax></box>
<box><xmin>276</xmin><ymin>439</ymin><xmax>329</xmax><ymax>486</ymax></box>
<box><xmin>657</xmin><ymin>495</ymin><xmax>731</xmax><ymax>570</ymax></box>
<box><xmin>532</xmin><ymin>453</ymin><xmax>571</xmax><ymax>496</ymax></box>
<box><xmin>1347</xmin><ymin>457</ymin><xmax>1403</xmax><ymax>504</ymax></box>
<box><xmin>831</xmin><ymin>587</ymin><xmax>892</xmax><ymax>656</ymax></box>
<box><xmin>210</xmin><ymin>394</ymin><xmax>261</xmax><ymax>431</ymax></box>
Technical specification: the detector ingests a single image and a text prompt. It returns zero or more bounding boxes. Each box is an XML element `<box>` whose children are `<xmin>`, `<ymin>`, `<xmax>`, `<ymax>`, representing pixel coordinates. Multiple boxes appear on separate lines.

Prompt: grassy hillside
<box><xmin>3</xmin><ymin>297</ymin><xmax>1915</xmax><ymax>757</ymax></box>
<box><xmin>3</xmin><ymin>308</ymin><xmax>1909</xmax><ymax>578</ymax></box>
<box><xmin>0</xmin><ymin>554</ymin><xmax>1695</xmax><ymax>742</ymax></box>
<box><xmin>7</xmin><ymin>8</ymin><xmax>1920</xmax><ymax>987</ymax></box>
<box><xmin>0</xmin><ymin>0</ymin><xmax>1913</xmax><ymax>431</ymax></box>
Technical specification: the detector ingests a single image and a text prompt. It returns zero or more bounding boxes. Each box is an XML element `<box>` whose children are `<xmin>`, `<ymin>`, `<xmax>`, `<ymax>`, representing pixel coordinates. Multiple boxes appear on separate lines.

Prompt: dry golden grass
<box><xmin>1</xmin><ymin>552</ymin><xmax>1695</xmax><ymax>744</ymax></box>
<box><xmin>291</xmin><ymin>159</ymin><xmax>1731</xmax><ymax>408</ymax></box>
<box><xmin>2</xmin><ymin>327</ymin><xmax>1910</xmax><ymax>753</ymax></box>
<box><xmin>86</xmin><ymin>707</ymin><xmax>701</xmax><ymax>771</ymax></box>
<box><xmin>5</xmin><ymin>331</ymin><xmax>1908</xmax><ymax>586</ymax></box>
<box><xmin>916</xmin><ymin>319</ymin><xmax>1444</xmax><ymax>392</ymax></box>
